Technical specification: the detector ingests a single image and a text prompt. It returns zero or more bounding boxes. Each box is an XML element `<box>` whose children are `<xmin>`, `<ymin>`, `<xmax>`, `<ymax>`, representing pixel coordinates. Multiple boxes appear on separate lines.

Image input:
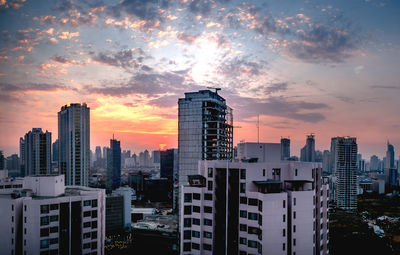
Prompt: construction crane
<box><xmin>207</xmin><ymin>87</ymin><xmax>221</xmax><ymax>94</ymax></box>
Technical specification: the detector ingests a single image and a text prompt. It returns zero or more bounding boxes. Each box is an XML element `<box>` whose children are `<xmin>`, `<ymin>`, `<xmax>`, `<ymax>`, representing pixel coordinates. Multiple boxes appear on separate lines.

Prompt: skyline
<box><xmin>1</xmin><ymin>0</ymin><xmax>400</xmax><ymax>158</ymax></box>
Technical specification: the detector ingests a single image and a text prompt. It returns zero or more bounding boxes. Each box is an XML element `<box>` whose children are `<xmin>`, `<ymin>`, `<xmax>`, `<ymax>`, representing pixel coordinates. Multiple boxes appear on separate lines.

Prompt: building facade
<box><xmin>300</xmin><ymin>134</ymin><xmax>315</xmax><ymax>162</ymax></box>
<box><xmin>178</xmin><ymin>90</ymin><xmax>233</xmax><ymax>215</ymax></box>
<box><xmin>24</xmin><ymin>128</ymin><xmax>52</xmax><ymax>176</ymax></box>
<box><xmin>0</xmin><ymin>174</ymin><xmax>106</xmax><ymax>255</ymax></box>
<box><xmin>106</xmin><ymin>138</ymin><xmax>121</xmax><ymax>192</ymax></box>
<box><xmin>180</xmin><ymin>160</ymin><xmax>329</xmax><ymax>255</ymax></box>
<box><xmin>280</xmin><ymin>138</ymin><xmax>290</xmax><ymax>160</ymax></box>
<box><xmin>58</xmin><ymin>103</ymin><xmax>90</xmax><ymax>186</ymax></box>
<box><xmin>333</xmin><ymin>137</ymin><xmax>358</xmax><ymax>210</ymax></box>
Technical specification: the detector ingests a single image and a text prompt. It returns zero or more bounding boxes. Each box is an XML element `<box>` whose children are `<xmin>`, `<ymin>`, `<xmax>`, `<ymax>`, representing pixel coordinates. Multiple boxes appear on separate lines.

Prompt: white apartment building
<box><xmin>180</xmin><ymin>151</ymin><xmax>329</xmax><ymax>255</ymax></box>
<box><xmin>0</xmin><ymin>172</ymin><xmax>105</xmax><ymax>255</ymax></box>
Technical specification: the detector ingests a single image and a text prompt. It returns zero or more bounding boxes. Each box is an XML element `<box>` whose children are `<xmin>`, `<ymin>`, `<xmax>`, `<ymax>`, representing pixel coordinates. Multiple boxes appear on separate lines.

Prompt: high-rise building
<box><xmin>58</xmin><ymin>103</ymin><xmax>90</xmax><ymax>186</ymax></box>
<box><xmin>333</xmin><ymin>137</ymin><xmax>358</xmax><ymax>210</ymax></box>
<box><xmin>322</xmin><ymin>150</ymin><xmax>331</xmax><ymax>173</ymax></box>
<box><xmin>152</xmin><ymin>150</ymin><xmax>161</xmax><ymax>164</ymax></box>
<box><xmin>52</xmin><ymin>139</ymin><xmax>59</xmax><ymax>163</ymax></box>
<box><xmin>106</xmin><ymin>138</ymin><xmax>121</xmax><ymax>192</ymax></box>
<box><xmin>19</xmin><ymin>137</ymin><xmax>25</xmax><ymax>175</ymax></box>
<box><xmin>0</xmin><ymin>174</ymin><xmax>106</xmax><ymax>255</ymax></box>
<box><xmin>0</xmin><ymin>151</ymin><xmax>4</xmax><ymax>170</ymax></box>
<box><xmin>180</xmin><ymin>156</ymin><xmax>329</xmax><ymax>254</ymax></box>
<box><xmin>370</xmin><ymin>155</ymin><xmax>379</xmax><ymax>171</ymax></box>
<box><xmin>24</xmin><ymin>128</ymin><xmax>52</xmax><ymax>176</ymax></box>
<box><xmin>386</xmin><ymin>142</ymin><xmax>395</xmax><ymax>169</ymax></box>
<box><xmin>178</xmin><ymin>89</ymin><xmax>233</xmax><ymax>215</ymax></box>
<box><xmin>6</xmin><ymin>154</ymin><xmax>19</xmax><ymax>171</ymax></box>
<box><xmin>95</xmin><ymin>146</ymin><xmax>102</xmax><ymax>161</ymax></box>
<box><xmin>300</xmin><ymin>134</ymin><xmax>315</xmax><ymax>162</ymax></box>
<box><xmin>160</xmin><ymin>149</ymin><xmax>178</xmax><ymax>181</ymax></box>
<box><xmin>143</xmin><ymin>150</ymin><xmax>150</xmax><ymax>167</ymax></box>
<box><xmin>330</xmin><ymin>137</ymin><xmax>339</xmax><ymax>174</ymax></box>
<box><xmin>280</xmin><ymin>138</ymin><xmax>290</xmax><ymax>160</ymax></box>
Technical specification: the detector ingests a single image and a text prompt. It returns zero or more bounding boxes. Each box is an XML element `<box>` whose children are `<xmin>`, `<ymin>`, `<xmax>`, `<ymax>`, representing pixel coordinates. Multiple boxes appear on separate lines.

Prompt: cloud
<box><xmin>264</xmin><ymin>82</ymin><xmax>288</xmax><ymax>95</ymax></box>
<box><xmin>0</xmin><ymin>0</ymin><xmax>26</xmax><ymax>9</ymax></box>
<box><xmin>188</xmin><ymin>0</ymin><xmax>215</xmax><ymax>16</ymax></box>
<box><xmin>176</xmin><ymin>32</ymin><xmax>200</xmax><ymax>44</ymax></box>
<box><xmin>91</xmin><ymin>48</ymin><xmax>147</xmax><ymax>70</ymax></box>
<box><xmin>58</xmin><ymin>31</ymin><xmax>79</xmax><ymax>40</ymax></box>
<box><xmin>370</xmin><ymin>85</ymin><xmax>400</xmax><ymax>90</ymax></box>
<box><xmin>0</xmin><ymin>82</ymin><xmax>71</xmax><ymax>92</ymax></box>
<box><xmin>217</xmin><ymin>57</ymin><xmax>266</xmax><ymax>77</ymax></box>
<box><xmin>287</xmin><ymin>24</ymin><xmax>359</xmax><ymax>63</ymax></box>
<box><xmin>235</xmin><ymin>96</ymin><xmax>329</xmax><ymax>123</ymax></box>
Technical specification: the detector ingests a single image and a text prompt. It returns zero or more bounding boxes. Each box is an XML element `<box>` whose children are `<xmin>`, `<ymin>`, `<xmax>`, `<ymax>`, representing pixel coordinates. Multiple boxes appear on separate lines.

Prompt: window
<box><xmin>192</xmin><ymin>218</ymin><xmax>200</xmax><ymax>225</ymax></box>
<box><xmin>248</xmin><ymin>240</ymin><xmax>257</xmax><ymax>248</ymax></box>
<box><xmin>204</xmin><ymin>231</ymin><xmax>212</xmax><ymax>239</ymax></box>
<box><xmin>40</xmin><ymin>216</ymin><xmax>49</xmax><ymax>226</ymax></box>
<box><xmin>295</xmin><ymin>169</ymin><xmax>298</xmax><ymax>176</ymax></box>
<box><xmin>40</xmin><ymin>228</ymin><xmax>49</xmax><ymax>237</ymax></box>
<box><xmin>293</xmin><ymin>238</ymin><xmax>296</xmax><ymax>246</ymax></box>
<box><xmin>240</xmin><ymin>169</ymin><xmax>246</xmax><ymax>179</ymax></box>
<box><xmin>248</xmin><ymin>227</ymin><xmax>260</xmax><ymax>235</ymax></box>
<box><xmin>293</xmin><ymin>211</ymin><xmax>296</xmax><ymax>219</ymax></box>
<box><xmin>240</xmin><ymin>196</ymin><xmax>247</xmax><ymax>204</ymax></box>
<box><xmin>24</xmin><ymin>205</ymin><xmax>27</xmax><ymax>211</ymax></box>
<box><xmin>240</xmin><ymin>237</ymin><xmax>247</xmax><ymax>245</ymax></box>
<box><xmin>192</xmin><ymin>243</ymin><xmax>200</xmax><ymax>250</ymax></box>
<box><xmin>84</xmin><ymin>211</ymin><xmax>91</xmax><ymax>217</ymax></box>
<box><xmin>258</xmin><ymin>201</ymin><xmax>262</xmax><ymax>212</ymax></box>
<box><xmin>293</xmin><ymin>197</ymin><xmax>296</xmax><ymax>206</ymax></box>
<box><xmin>293</xmin><ymin>225</ymin><xmax>296</xmax><ymax>233</ymax></box>
<box><xmin>83</xmin><ymin>243</ymin><xmax>91</xmax><ymax>249</ymax></box>
<box><xmin>91</xmin><ymin>221</ymin><xmax>97</xmax><ymax>229</ymax></box>
<box><xmin>248</xmin><ymin>212</ymin><xmax>258</xmax><ymax>221</ymax></box>
<box><xmin>183</xmin><ymin>242</ymin><xmax>191</xmax><ymax>252</ymax></box>
<box><xmin>91</xmin><ymin>241</ymin><xmax>97</xmax><ymax>249</ymax></box>
<box><xmin>204</xmin><ymin>206</ymin><xmax>212</xmax><ymax>213</ymax></box>
<box><xmin>193</xmin><ymin>193</ymin><xmax>200</xmax><ymax>200</ymax></box>
<box><xmin>92</xmin><ymin>231</ymin><xmax>97</xmax><ymax>239</ymax></box>
<box><xmin>84</xmin><ymin>222</ymin><xmax>91</xmax><ymax>228</ymax></box>
<box><xmin>184</xmin><ymin>193</ymin><xmax>192</xmax><ymax>203</ymax></box>
<box><xmin>12</xmin><ymin>216</ymin><xmax>14</xmax><ymax>222</ymax></box>
<box><xmin>240</xmin><ymin>183</ymin><xmax>246</xmax><ymax>193</ymax></box>
<box><xmin>193</xmin><ymin>206</ymin><xmax>200</xmax><ymax>213</ymax></box>
<box><xmin>184</xmin><ymin>230</ymin><xmax>191</xmax><ymax>240</ymax></box>
<box><xmin>84</xmin><ymin>232</ymin><xmax>91</xmax><ymax>239</ymax></box>
<box><xmin>204</xmin><ymin>219</ymin><xmax>212</xmax><ymax>226</ymax></box>
<box><xmin>263</xmin><ymin>169</ymin><xmax>265</xmax><ymax>176</ymax></box>
<box><xmin>240</xmin><ymin>210</ymin><xmax>247</xmax><ymax>218</ymax></box>
<box><xmin>40</xmin><ymin>239</ymin><xmax>49</xmax><ymax>249</ymax></box>
<box><xmin>240</xmin><ymin>251</ymin><xmax>247</xmax><ymax>255</ymax></box>
<box><xmin>203</xmin><ymin>243</ymin><xmax>212</xmax><ymax>251</ymax></box>
<box><xmin>282</xmin><ymin>228</ymin><xmax>286</xmax><ymax>237</ymax></box>
<box><xmin>208</xmin><ymin>168</ymin><xmax>213</xmax><ymax>177</ymax></box>
<box><xmin>258</xmin><ymin>214</ymin><xmax>262</xmax><ymax>226</ymax></box>
<box><xmin>208</xmin><ymin>181</ymin><xmax>213</xmax><ymax>191</ymax></box>
<box><xmin>11</xmin><ymin>227</ymin><xmax>14</xmax><ymax>233</ymax></box>
<box><xmin>49</xmin><ymin>238</ymin><xmax>58</xmax><ymax>245</ymax></box>
<box><xmin>283</xmin><ymin>200</ymin><xmax>286</xmax><ymax>208</ymax></box>
<box><xmin>12</xmin><ymin>204</ymin><xmax>14</xmax><ymax>211</ymax></box>
<box><xmin>50</xmin><ymin>204</ymin><xmax>58</xmax><ymax>210</ymax></box>
<box><xmin>84</xmin><ymin>200</ymin><xmax>91</xmax><ymax>206</ymax></box>
<box><xmin>283</xmin><ymin>243</ymin><xmax>285</xmax><ymax>251</ymax></box>
<box><xmin>240</xmin><ymin>224</ymin><xmax>247</xmax><ymax>232</ymax></box>
<box><xmin>283</xmin><ymin>214</ymin><xmax>286</xmax><ymax>222</ymax></box>
<box><xmin>204</xmin><ymin>193</ymin><xmax>212</xmax><ymax>200</ymax></box>
<box><xmin>248</xmin><ymin>198</ymin><xmax>258</xmax><ymax>206</ymax></box>
<box><xmin>91</xmin><ymin>199</ymin><xmax>97</xmax><ymax>208</ymax></box>
<box><xmin>184</xmin><ymin>218</ymin><xmax>191</xmax><ymax>227</ymax></box>
<box><xmin>184</xmin><ymin>206</ymin><xmax>192</xmax><ymax>215</ymax></box>
<box><xmin>192</xmin><ymin>231</ymin><xmax>200</xmax><ymax>238</ymax></box>
<box><xmin>92</xmin><ymin>210</ymin><xmax>97</xmax><ymax>218</ymax></box>
<box><xmin>50</xmin><ymin>215</ymin><xmax>58</xmax><ymax>222</ymax></box>
<box><xmin>41</xmin><ymin>205</ymin><xmax>49</xmax><ymax>214</ymax></box>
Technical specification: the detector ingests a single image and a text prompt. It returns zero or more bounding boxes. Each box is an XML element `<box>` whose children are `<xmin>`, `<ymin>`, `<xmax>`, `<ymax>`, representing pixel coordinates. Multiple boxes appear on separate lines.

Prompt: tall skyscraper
<box><xmin>280</xmin><ymin>137</ymin><xmax>290</xmax><ymax>160</ymax></box>
<box><xmin>300</xmin><ymin>134</ymin><xmax>315</xmax><ymax>162</ymax></box>
<box><xmin>106</xmin><ymin>138</ymin><xmax>121</xmax><ymax>192</ymax></box>
<box><xmin>386</xmin><ymin>141</ymin><xmax>395</xmax><ymax>169</ymax></box>
<box><xmin>330</xmin><ymin>137</ymin><xmax>339</xmax><ymax>174</ymax></box>
<box><xmin>178</xmin><ymin>89</ymin><xmax>233</xmax><ymax>214</ymax></box>
<box><xmin>19</xmin><ymin>137</ymin><xmax>25</xmax><ymax>175</ymax></box>
<box><xmin>0</xmin><ymin>151</ymin><xmax>4</xmax><ymax>170</ymax></box>
<box><xmin>160</xmin><ymin>149</ymin><xmax>178</xmax><ymax>181</ymax></box>
<box><xmin>23</xmin><ymin>128</ymin><xmax>52</xmax><ymax>176</ymax></box>
<box><xmin>52</xmin><ymin>139</ymin><xmax>59</xmax><ymax>162</ymax></box>
<box><xmin>95</xmin><ymin>146</ymin><xmax>102</xmax><ymax>161</ymax></box>
<box><xmin>334</xmin><ymin>137</ymin><xmax>358</xmax><ymax>210</ymax></box>
<box><xmin>370</xmin><ymin>155</ymin><xmax>379</xmax><ymax>171</ymax></box>
<box><xmin>322</xmin><ymin>150</ymin><xmax>331</xmax><ymax>173</ymax></box>
<box><xmin>58</xmin><ymin>103</ymin><xmax>90</xmax><ymax>186</ymax></box>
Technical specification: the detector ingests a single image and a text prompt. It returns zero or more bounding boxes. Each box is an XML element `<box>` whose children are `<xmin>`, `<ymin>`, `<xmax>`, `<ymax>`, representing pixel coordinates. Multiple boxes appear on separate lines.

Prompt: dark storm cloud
<box><xmin>91</xmin><ymin>49</ymin><xmax>147</xmax><ymax>70</ymax></box>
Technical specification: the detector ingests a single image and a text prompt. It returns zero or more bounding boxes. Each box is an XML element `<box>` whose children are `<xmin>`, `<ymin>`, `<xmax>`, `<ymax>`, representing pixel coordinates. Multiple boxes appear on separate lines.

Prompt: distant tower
<box><xmin>280</xmin><ymin>137</ymin><xmax>290</xmax><ymax>160</ymax></box>
<box><xmin>95</xmin><ymin>146</ymin><xmax>102</xmax><ymax>161</ymax></box>
<box><xmin>58</xmin><ymin>103</ymin><xmax>90</xmax><ymax>186</ymax></box>
<box><xmin>107</xmin><ymin>138</ymin><xmax>121</xmax><ymax>192</ymax></box>
<box><xmin>24</xmin><ymin>128</ymin><xmax>52</xmax><ymax>176</ymax></box>
<box><xmin>19</xmin><ymin>137</ymin><xmax>25</xmax><ymax>175</ymax></box>
<box><xmin>386</xmin><ymin>141</ymin><xmax>395</xmax><ymax>169</ymax></box>
<box><xmin>300</xmin><ymin>134</ymin><xmax>315</xmax><ymax>162</ymax></box>
<box><xmin>334</xmin><ymin>137</ymin><xmax>358</xmax><ymax>210</ymax></box>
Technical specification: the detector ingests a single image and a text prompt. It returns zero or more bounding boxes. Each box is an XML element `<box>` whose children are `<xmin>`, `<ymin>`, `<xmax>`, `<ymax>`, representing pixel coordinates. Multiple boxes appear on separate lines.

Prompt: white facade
<box><xmin>113</xmin><ymin>186</ymin><xmax>134</xmax><ymax>229</ymax></box>
<box><xmin>237</xmin><ymin>142</ymin><xmax>281</xmax><ymax>163</ymax></box>
<box><xmin>0</xmin><ymin>174</ymin><xmax>105</xmax><ymax>255</ymax></box>
<box><xmin>180</xmin><ymin>159</ymin><xmax>329</xmax><ymax>255</ymax></box>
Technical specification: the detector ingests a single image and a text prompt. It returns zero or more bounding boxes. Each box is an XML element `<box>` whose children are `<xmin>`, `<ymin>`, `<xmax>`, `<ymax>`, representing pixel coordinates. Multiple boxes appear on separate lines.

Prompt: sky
<box><xmin>0</xmin><ymin>0</ymin><xmax>400</xmax><ymax>159</ymax></box>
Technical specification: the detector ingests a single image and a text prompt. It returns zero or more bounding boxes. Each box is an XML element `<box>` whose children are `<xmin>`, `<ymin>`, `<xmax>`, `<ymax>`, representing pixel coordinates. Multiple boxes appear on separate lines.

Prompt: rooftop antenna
<box><xmin>207</xmin><ymin>87</ymin><xmax>221</xmax><ymax>94</ymax></box>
